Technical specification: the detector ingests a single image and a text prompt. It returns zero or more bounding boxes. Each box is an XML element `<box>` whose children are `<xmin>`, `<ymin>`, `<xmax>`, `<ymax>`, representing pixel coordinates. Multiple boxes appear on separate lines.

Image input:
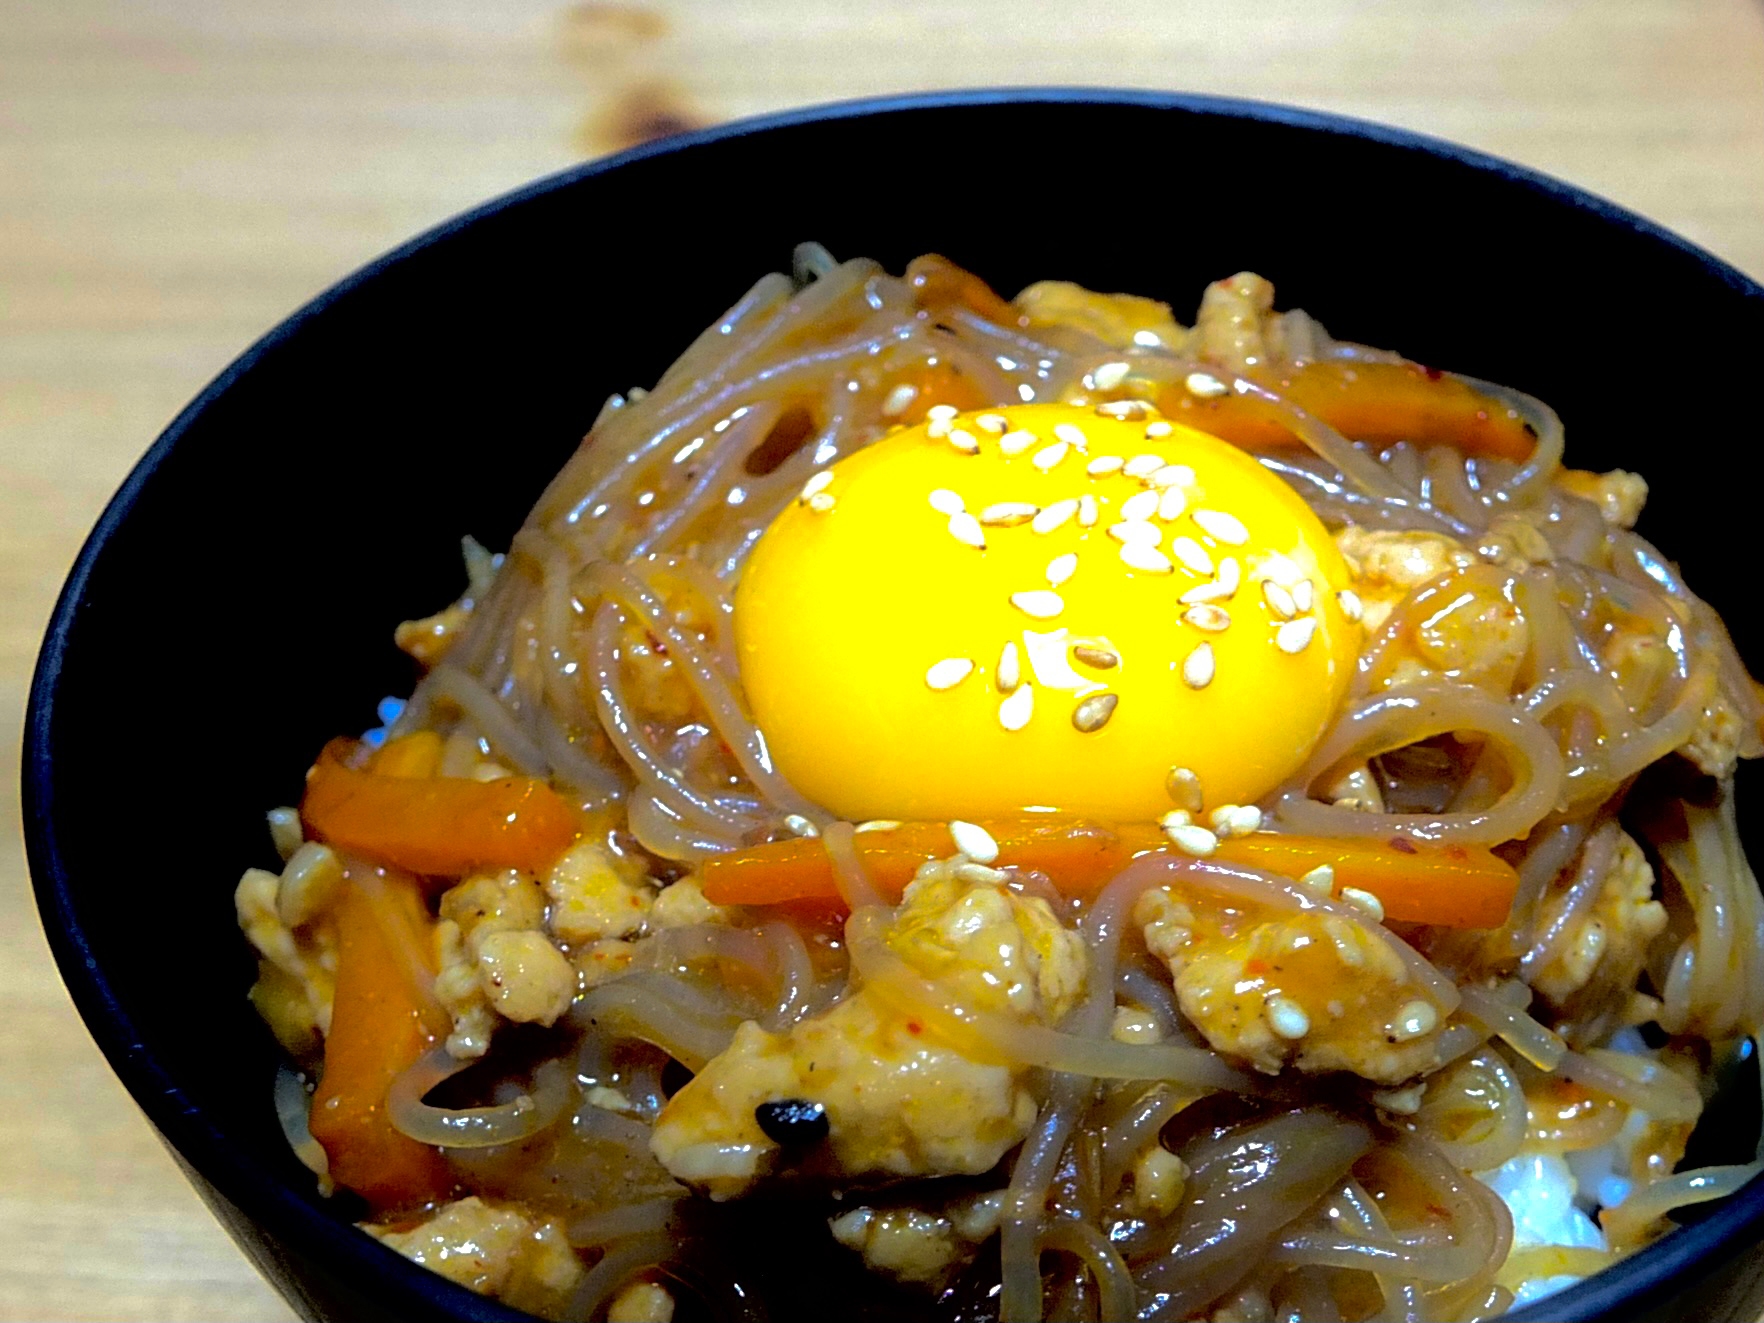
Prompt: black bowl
<box><xmin>23</xmin><ymin>89</ymin><xmax>1764</xmax><ymax>1323</ymax></box>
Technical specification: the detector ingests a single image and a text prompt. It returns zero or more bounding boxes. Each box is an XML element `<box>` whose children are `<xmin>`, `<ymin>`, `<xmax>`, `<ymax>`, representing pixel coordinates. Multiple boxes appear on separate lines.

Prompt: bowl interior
<box><xmin>26</xmin><ymin>91</ymin><xmax>1764</xmax><ymax>1323</ymax></box>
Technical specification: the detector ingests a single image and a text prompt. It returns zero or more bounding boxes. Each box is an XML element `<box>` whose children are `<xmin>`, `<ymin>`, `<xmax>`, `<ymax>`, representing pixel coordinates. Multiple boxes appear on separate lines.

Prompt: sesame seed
<box><xmin>980</xmin><ymin>501</ymin><xmax>1039</xmax><ymax>526</ymax></box>
<box><xmin>1390</xmin><ymin>999</ymin><xmax>1439</xmax><ymax>1041</ymax></box>
<box><xmin>925</xmin><ymin>658</ymin><xmax>975</xmax><ymax>690</ymax></box>
<box><xmin>1034</xmin><ymin>442</ymin><xmax>1072</xmax><ymax>472</ymax></box>
<box><xmin>1293</xmin><ymin>578</ymin><xmax>1315</xmax><ymax>612</ymax></box>
<box><xmin>1166</xmin><ymin>767</ymin><xmax>1204</xmax><ymax>812</ymax></box>
<box><xmin>998</xmin><ymin>684</ymin><xmax>1034</xmax><ymax>731</ymax></box>
<box><xmin>1340</xmin><ymin>886</ymin><xmax>1385</xmax><ymax>922</ymax></box>
<box><xmin>1121</xmin><ymin>489</ymin><xmax>1161</xmax><ymax>522</ymax></box>
<box><xmin>1185</xmin><ymin>371</ymin><xmax>1229</xmax><ymax>399</ymax></box>
<box><xmin>1149</xmin><ymin>464</ymin><xmax>1194</xmax><ymax>489</ymax></box>
<box><xmin>1338</xmin><ymin>588</ymin><xmax>1364</xmax><ymax>622</ymax></box>
<box><xmin>1170</xmin><ymin>537</ymin><xmax>1215</xmax><ymax>575</ymax></box>
<box><xmin>1217</xmin><ymin>558</ymin><xmax>1242</xmax><ymax>594</ymax></box>
<box><xmin>1046</xmin><ymin>553</ymin><xmax>1078</xmax><ymax>586</ymax></box>
<box><xmin>1262</xmin><ymin>579</ymin><xmax>1297</xmax><ymax>619</ymax></box>
<box><xmin>1144</xmin><ymin>420</ymin><xmax>1174</xmax><ymax>438</ymax></box>
<box><xmin>1183</xmin><ymin>604</ymin><xmax>1231</xmax><ymax>632</ymax></box>
<box><xmin>1095</xmin><ymin>399</ymin><xmax>1151</xmax><ymax>420</ymax></box>
<box><xmin>1120</xmin><ymin>543</ymin><xmax>1174</xmax><ymax>574</ymax></box>
<box><xmin>1086</xmin><ymin>455</ymin><xmax>1126</xmax><ymax>476</ymax></box>
<box><xmin>1156</xmin><ymin>488</ymin><xmax>1189</xmax><ymax>524</ymax></box>
<box><xmin>807</xmin><ymin>492</ymin><xmax>836</xmax><ymax>513</ymax></box>
<box><xmin>1299</xmin><ymin>864</ymin><xmax>1335</xmax><ymax>894</ymax></box>
<box><xmin>1053</xmin><ymin>423</ymin><xmax>1089</xmax><ymax>450</ymax></box>
<box><xmin>947</xmin><ymin>427</ymin><xmax>980</xmax><ymax>455</ymax></box>
<box><xmin>881</xmin><ymin>384</ymin><xmax>918</xmax><ymax>417</ymax></box>
<box><xmin>784</xmin><ymin>813</ymin><xmax>820</xmax><ymax>837</ymax></box>
<box><xmin>1180</xmin><ymin>580</ymin><xmax>1230</xmax><ymax>604</ymax></box>
<box><xmin>1229</xmin><ymin>804</ymin><xmax>1264</xmax><ymax>836</ymax></box>
<box><xmin>1092</xmin><ymin>361</ymin><xmax>1131</xmax><ymax>391</ymax></box>
<box><xmin>1192</xmin><ymin>509</ymin><xmax>1250</xmax><ymax>546</ymax></box>
<box><xmin>800</xmin><ymin>471</ymin><xmax>835</xmax><ymax>502</ymax></box>
<box><xmin>1275</xmin><ymin>617</ymin><xmax>1318</xmax><ymax>654</ymax></box>
<box><xmin>1010</xmin><ymin>590</ymin><xmax>1065</xmax><ymax>619</ymax></box>
<box><xmin>1182</xmin><ymin>642</ymin><xmax>1215</xmax><ymax>688</ymax></box>
<box><xmin>928</xmin><ymin>488</ymin><xmax>965</xmax><ymax>516</ymax></box>
<box><xmin>1072</xmin><ymin>692</ymin><xmax>1119</xmax><ymax>732</ymax></box>
<box><xmin>1159</xmin><ymin>808</ymin><xmax>1192</xmax><ymax>830</ymax></box>
<box><xmin>997</xmin><ymin>640</ymin><xmax>1021</xmax><ymax>692</ymax></box>
<box><xmin>855</xmin><ymin>819</ymin><xmax>903</xmax><ymax>833</ymax></box>
<box><xmin>1072</xmin><ymin>644</ymin><xmax>1119</xmax><ymax>669</ymax></box>
<box><xmin>1123</xmin><ymin>454</ymin><xmax>1163</xmax><ymax>478</ymax></box>
<box><xmin>1266</xmin><ymin>995</ymin><xmax>1310</xmax><ymax>1040</ymax></box>
<box><xmin>947</xmin><ymin>512</ymin><xmax>986</xmax><ymax>549</ymax></box>
<box><xmin>998</xmin><ymin>429</ymin><xmax>1037</xmax><ymax>456</ymax></box>
<box><xmin>1078</xmin><ymin>494</ymin><xmax>1099</xmax><ymax>527</ymax></box>
<box><xmin>975</xmin><ymin>412</ymin><xmax>1009</xmax><ymax>433</ymax></box>
<box><xmin>949</xmin><ymin>819</ymin><xmax>999</xmax><ymax>863</ymax></box>
<box><xmin>1208</xmin><ymin>804</ymin><xmax>1241</xmax><ymax>833</ymax></box>
<box><xmin>1108</xmin><ymin>520</ymin><xmax>1160</xmax><ymax>545</ymax></box>
<box><xmin>1032</xmin><ymin>498</ymin><xmax>1079</xmax><ymax>534</ymax></box>
<box><xmin>927</xmin><ymin>417</ymin><xmax>952</xmax><ymax>439</ymax></box>
<box><xmin>1165</xmin><ymin>822</ymin><xmax>1219</xmax><ymax>857</ymax></box>
<box><xmin>927</xmin><ymin>404</ymin><xmax>959</xmax><ymax>423</ymax></box>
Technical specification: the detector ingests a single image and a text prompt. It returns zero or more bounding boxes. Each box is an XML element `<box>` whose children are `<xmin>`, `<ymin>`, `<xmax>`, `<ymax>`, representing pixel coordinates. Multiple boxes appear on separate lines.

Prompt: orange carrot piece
<box><xmin>301</xmin><ymin>741</ymin><xmax>577</xmax><ymax>878</ymax></box>
<box><xmin>700</xmin><ymin>819</ymin><xmax>1517</xmax><ymax>929</ymax></box>
<box><xmin>368</xmin><ymin>730</ymin><xmax>444</xmax><ymax>779</ymax></box>
<box><xmin>308</xmin><ymin>865</ymin><xmax>453</xmax><ymax>1212</ymax></box>
<box><xmin>1158</xmin><ymin>360</ymin><xmax>1536</xmax><ymax>463</ymax></box>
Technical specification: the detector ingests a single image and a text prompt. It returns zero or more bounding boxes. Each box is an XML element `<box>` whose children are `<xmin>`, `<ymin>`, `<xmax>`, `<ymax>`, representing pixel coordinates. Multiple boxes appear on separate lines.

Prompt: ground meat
<box><xmin>1334</xmin><ymin>526</ymin><xmax>1478</xmax><ymax>635</ymax></box>
<box><xmin>1557</xmin><ymin>469</ymin><xmax>1648</xmax><ymax>528</ymax></box>
<box><xmin>368</xmin><ymin>1196</ymin><xmax>581</xmax><ymax>1315</ymax></box>
<box><xmin>545</xmin><ymin>841</ymin><xmax>655</xmax><ymax>945</ymax></box>
<box><xmin>1014</xmin><ymin>280</ymin><xmax>1189</xmax><ymax>352</ymax></box>
<box><xmin>1532</xmin><ymin>831</ymin><xmax>1668</xmax><ymax>1015</ymax></box>
<box><xmin>828</xmin><ymin>1190</ymin><xmax>1004</xmax><ymax>1287</ymax></box>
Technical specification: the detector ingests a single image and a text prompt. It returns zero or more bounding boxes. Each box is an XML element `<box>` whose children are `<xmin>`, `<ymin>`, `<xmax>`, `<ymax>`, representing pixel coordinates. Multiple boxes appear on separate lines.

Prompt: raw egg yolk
<box><xmin>734</xmin><ymin>403</ymin><xmax>1359</xmax><ymax>824</ymax></box>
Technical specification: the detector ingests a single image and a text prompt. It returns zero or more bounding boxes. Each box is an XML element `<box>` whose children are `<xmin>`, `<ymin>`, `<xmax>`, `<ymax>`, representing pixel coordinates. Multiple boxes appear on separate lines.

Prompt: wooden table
<box><xmin>4</xmin><ymin>2</ymin><xmax>1761</xmax><ymax>1318</ymax></box>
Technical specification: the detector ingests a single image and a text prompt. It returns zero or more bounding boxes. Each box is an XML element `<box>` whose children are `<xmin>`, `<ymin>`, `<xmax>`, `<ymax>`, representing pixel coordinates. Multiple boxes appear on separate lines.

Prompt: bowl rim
<box><xmin>22</xmin><ymin>85</ymin><xmax>1764</xmax><ymax>1323</ymax></box>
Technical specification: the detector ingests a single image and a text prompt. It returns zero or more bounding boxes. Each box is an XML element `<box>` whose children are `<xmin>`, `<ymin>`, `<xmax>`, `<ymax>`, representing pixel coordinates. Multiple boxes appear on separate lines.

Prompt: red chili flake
<box><xmin>1421</xmin><ymin>364</ymin><xmax>1444</xmax><ymax>381</ymax></box>
<box><xmin>1244</xmin><ymin>958</ymin><xmax>1270</xmax><ymax>977</ymax></box>
<box><xmin>1389</xmin><ymin>837</ymin><xmax>1419</xmax><ymax>855</ymax></box>
<box><xmin>906</xmin><ymin>1021</ymin><xmax>923</xmax><ymax>1035</ymax></box>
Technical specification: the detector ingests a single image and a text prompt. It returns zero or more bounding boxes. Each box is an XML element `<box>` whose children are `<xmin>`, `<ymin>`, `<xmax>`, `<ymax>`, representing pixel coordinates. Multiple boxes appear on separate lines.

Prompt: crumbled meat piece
<box><xmin>434</xmin><ymin>919</ymin><xmax>498</xmax><ymax>1060</ymax></box>
<box><xmin>545</xmin><ymin>841</ymin><xmax>655</xmax><ymax>945</ymax></box>
<box><xmin>650</xmin><ymin>874</ymin><xmax>736</xmax><ymax>930</ymax></box>
<box><xmin>1533</xmin><ymin>831</ymin><xmax>1667</xmax><ymax>1012</ymax></box>
<box><xmin>828</xmin><ymin>1191</ymin><xmax>1004</xmax><ymax>1287</ymax></box>
<box><xmin>1129</xmin><ymin>1145</ymin><xmax>1188</xmax><ymax>1216</ymax></box>
<box><xmin>607</xmin><ymin>1281</ymin><xmax>675</xmax><ymax>1323</ymax></box>
<box><xmin>1194</xmin><ymin>272</ymin><xmax>1277</xmax><ymax>371</ymax></box>
<box><xmin>1334</xmin><ymin>527</ymin><xmax>1477</xmax><ymax>634</ymax></box>
<box><xmin>237</xmin><ymin>853</ymin><xmax>340</xmax><ymax>1059</ymax></box>
<box><xmin>573</xmin><ymin>937</ymin><xmax>639</xmax><ymax>988</ymax></box>
<box><xmin>1014</xmin><ymin>280</ymin><xmax>1189</xmax><ymax>352</ymax></box>
<box><xmin>1682</xmin><ymin>695</ymin><xmax>1748</xmax><ymax>779</ymax></box>
<box><xmin>435</xmin><ymin>868</ymin><xmax>575</xmax><ymax>1056</ymax></box>
<box><xmin>476</xmin><ymin>929</ymin><xmax>577</xmax><ymax>1026</ymax></box>
<box><xmin>441</xmin><ymin>869</ymin><xmax>547</xmax><ymax>942</ymax></box>
<box><xmin>395</xmin><ymin>602</ymin><xmax>473</xmax><ymax>664</ymax></box>
<box><xmin>1558</xmin><ymin>469</ymin><xmax>1648</xmax><ymax>528</ymax></box>
<box><xmin>368</xmin><ymin>1197</ymin><xmax>581</xmax><ymax>1314</ymax></box>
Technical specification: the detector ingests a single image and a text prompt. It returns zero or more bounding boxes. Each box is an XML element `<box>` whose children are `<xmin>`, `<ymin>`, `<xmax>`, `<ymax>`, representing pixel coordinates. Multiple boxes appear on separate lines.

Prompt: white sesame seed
<box><xmin>1217</xmin><ymin>557</ymin><xmax>1241</xmax><ymax>594</ymax></box>
<box><xmin>998</xmin><ymin>429</ymin><xmax>1037</xmax><ymax>456</ymax></box>
<box><xmin>1072</xmin><ymin>692</ymin><xmax>1119</xmax><ymax>732</ymax></box>
<box><xmin>925</xmin><ymin>658</ymin><xmax>975</xmax><ymax>690</ymax></box>
<box><xmin>1144</xmin><ymin>420</ymin><xmax>1174</xmax><ymax>437</ymax></box>
<box><xmin>1108</xmin><ymin>520</ymin><xmax>1161</xmax><ymax>545</ymax></box>
<box><xmin>1078</xmin><ymin>494</ymin><xmax>1099</xmax><ymax>527</ymax></box>
<box><xmin>1260</xmin><ymin>553</ymin><xmax>1303</xmax><ymax>586</ymax></box>
<box><xmin>1193</xmin><ymin>509</ymin><xmax>1250</xmax><ymax>545</ymax></box>
<box><xmin>975</xmin><ymin>412</ymin><xmax>1009</xmax><ymax>433</ymax></box>
<box><xmin>1340</xmin><ymin>886</ymin><xmax>1385</xmax><ymax>922</ymax></box>
<box><xmin>1086</xmin><ymin>454</ymin><xmax>1126</xmax><ymax>476</ymax></box>
<box><xmin>1072</xmin><ymin>644</ymin><xmax>1119</xmax><ymax>669</ymax></box>
<box><xmin>1010</xmin><ymin>590</ymin><xmax>1065</xmax><ymax>619</ymax></box>
<box><xmin>1180</xmin><ymin>579</ymin><xmax>1231</xmax><ymax>604</ymax></box>
<box><xmin>997</xmin><ymin>640</ymin><xmax>1021</xmax><ymax>692</ymax></box>
<box><xmin>1121</xmin><ymin>489</ymin><xmax>1161</xmax><ymax>522</ymax></box>
<box><xmin>1299</xmin><ymin>864</ymin><xmax>1335</xmax><ymax>894</ymax></box>
<box><xmin>1182</xmin><ymin>641</ymin><xmax>1215</xmax><ymax>688</ymax></box>
<box><xmin>1293</xmin><ymin>578</ymin><xmax>1315</xmax><ymax>612</ymax></box>
<box><xmin>1092</xmin><ymin>361</ymin><xmax>1131</xmax><ymax>391</ymax></box>
<box><xmin>1053</xmin><ymin>422</ymin><xmax>1089</xmax><ymax>449</ymax></box>
<box><xmin>980</xmin><ymin>501</ymin><xmax>1039</xmax><ymax>526</ymax></box>
<box><xmin>807</xmin><ymin>492</ymin><xmax>836</xmax><ymax>513</ymax></box>
<box><xmin>854</xmin><ymin>819</ymin><xmax>902</xmax><ymax>833</ymax></box>
<box><xmin>1095</xmin><ymin>399</ymin><xmax>1151</xmax><ymax>420</ymax></box>
<box><xmin>928</xmin><ymin>488</ymin><xmax>965</xmax><ymax>516</ymax></box>
<box><xmin>1032</xmin><ymin>441</ymin><xmax>1070</xmax><ymax>471</ymax></box>
<box><xmin>881</xmin><ymin>383</ymin><xmax>918</xmax><ymax>418</ymax></box>
<box><xmin>800</xmin><ymin>470</ymin><xmax>835</xmax><ymax>501</ymax></box>
<box><xmin>1031</xmin><ymin>498</ymin><xmax>1079</xmax><ymax>535</ymax></box>
<box><xmin>1170</xmin><ymin>537</ymin><xmax>1215</xmax><ymax>575</ymax></box>
<box><xmin>1120</xmin><ymin>543</ymin><xmax>1174</xmax><ymax>574</ymax></box>
<box><xmin>1208</xmin><ymin>804</ymin><xmax>1241</xmax><ymax>833</ymax></box>
<box><xmin>1183</xmin><ymin>604</ymin><xmax>1232</xmax><ymax>632</ymax></box>
<box><xmin>1165</xmin><ymin>823</ymin><xmax>1219</xmax><ymax>857</ymax></box>
<box><xmin>947</xmin><ymin>427</ymin><xmax>980</xmax><ymax>455</ymax></box>
<box><xmin>1148</xmin><ymin>464</ymin><xmax>1194</xmax><ymax>489</ymax></box>
<box><xmin>998</xmin><ymin>683</ymin><xmax>1034</xmax><ymax>731</ymax></box>
<box><xmin>1338</xmin><ymin>588</ymin><xmax>1364</xmax><ymax>622</ymax></box>
<box><xmin>1123</xmin><ymin>454</ymin><xmax>1163</xmax><ymax>478</ymax></box>
<box><xmin>1391</xmin><ymin>999</ymin><xmax>1439</xmax><ymax>1042</ymax></box>
<box><xmin>1046</xmin><ymin>553</ymin><xmax>1078</xmax><ymax>586</ymax></box>
<box><xmin>1266</xmin><ymin>995</ymin><xmax>1310</xmax><ymax>1040</ymax></box>
<box><xmin>1166</xmin><ymin>767</ymin><xmax>1204</xmax><ymax>812</ymax></box>
<box><xmin>947</xmin><ymin>511</ymin><xmax>986</xmax><ymax>549</ymax></box>
<box><xmin>949</xmin><ymin>819</ymin><xmax>1000</xmax><ymax>863</ymax></box>
<box><xmin>1275</xmin><ymin>617</ymin><xmax>1318</xmax><ymax>654</ymax></box>
<box><xmin>926</xmin><ymin>404</ymin><xmax>959</xmax><ymax>423</ymax></box>
<box><xmin>1159</xmin><ymin>809</ymin><xmax>1193</xmax><ymax>830</ymax></box>
<box><xmin>927</xmin><ymin>417</ymin><xmax>952</xmax><ymax>439</ymax></box>
<box><xmin>1157</xmin><ymin>487</ymin><xmax>1188</xmax><ymax>521</ymax></box>
<box><xmin>1262</xmin><ymin>579</ymin><xmax>1297</xmax><ymax>619</ymax></box>
<box><xmin>1229</xmin><ymin>804</ymin><xmax>1264</xmax><ymax>836</ymax></box>
<box><xmin>1185</xmin><ymin>371</ymin><xmax>1229</xmax><ymax>399</ymax></box>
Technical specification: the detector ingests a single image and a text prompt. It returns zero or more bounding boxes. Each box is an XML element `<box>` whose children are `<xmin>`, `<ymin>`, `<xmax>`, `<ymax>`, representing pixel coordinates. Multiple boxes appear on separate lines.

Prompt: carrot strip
<box><xmin>368</xmin><ymin>730</ymin><xmax>444</xmax><ymax>779</ymax></box>
<box><xmin>1157</xmin><ymin>360</ymin><xmax>1536</xmax><ymax>463</ymax></box>
<box><xmin>700</xmin><ymin>819</ymin><xmax>1517</xmax><ymax>929</ymax></box>
<box><xmin>308</xmin><ymin>864</ymin><xmax>453</xmax><ymax>1212</ymax></box>
<box><xmin>301</xmin><ymin>741</ymin><xmax>577</xmax><ymax>878</ymax></box>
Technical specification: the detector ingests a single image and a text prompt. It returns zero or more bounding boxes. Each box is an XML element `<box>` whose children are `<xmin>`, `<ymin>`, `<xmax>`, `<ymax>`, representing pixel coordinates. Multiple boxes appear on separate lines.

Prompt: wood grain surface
<box><xmin>3</xmin><ymin>2</ymin><xmax>1762</xmax><ymax>1318</ymax></box>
